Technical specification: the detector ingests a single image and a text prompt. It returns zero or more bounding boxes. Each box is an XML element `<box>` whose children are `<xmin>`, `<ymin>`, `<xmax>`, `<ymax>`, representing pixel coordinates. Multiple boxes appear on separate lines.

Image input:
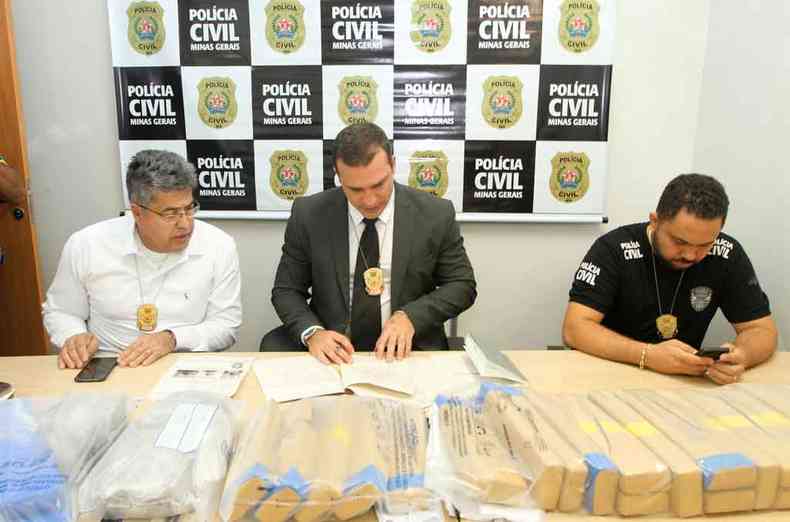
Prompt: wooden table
<box><xmin>1</xmin><ymin>351</ymin><xmax>789</xmax><ymax>520</ymax></box>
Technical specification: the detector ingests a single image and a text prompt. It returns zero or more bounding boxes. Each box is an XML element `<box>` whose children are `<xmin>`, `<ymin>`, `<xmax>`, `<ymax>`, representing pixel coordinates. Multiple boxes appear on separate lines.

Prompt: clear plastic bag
<box><xmin>425</xmin><ymin>383</ymin><xmax>537</xmax><ymax>516</ymax></box>
<box><xmin>0</xmin><ymin>393</ymin><xmax>129</xmax><ymax>522</ymax></box>
<box><xmin>220</xmin><ymin>396</ymin><xmax>434</xmax><ymax>522</ymax></box>
<box><xmin>79</xmin><ymin>391</ymin><xmax>241</xmax><ymax>521</ymax></box>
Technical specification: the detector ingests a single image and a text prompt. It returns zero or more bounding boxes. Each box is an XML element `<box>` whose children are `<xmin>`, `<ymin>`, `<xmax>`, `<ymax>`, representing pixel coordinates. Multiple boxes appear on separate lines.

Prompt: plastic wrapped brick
<box><xmin>526</xmin><ymin>392</ymin><xmax>671</xmax><ymax>516</ymax></box>
<box><xmin>220</xmin><ymin>396</ymin><xmax>433</xmax><ymax>522</ymax></box>
<box><xmin>589</xmin><ymin>390</ymin><xmax>703</xmax><ymax>518</ymax></box>
<box><xmin>0</xmin><ymin>394</ymin><xmax>129</xmax><ymax>522</ymax></box>
<box><xmin>717</xmin><ymin>384</ymin><xmax>790</xmax><ymax>509</ymax></box>
<box><xmin>79</xmin><ymin>391</ymin><xmax>241</xmax><ymax>521</ymax></box>
<box><xmin>616</xmin><ymin>389</ymin><xmax>763</xmax><ymax>514</ymax></box>
<box><xmin>425</xmin><ymin>386</ymin><xmax>535</xmax><ymax>512</ymax></box>
<box><xmin>477</xmin><ymin>384</ymin><xmax>587</xmax><ymax>513</ymax></box>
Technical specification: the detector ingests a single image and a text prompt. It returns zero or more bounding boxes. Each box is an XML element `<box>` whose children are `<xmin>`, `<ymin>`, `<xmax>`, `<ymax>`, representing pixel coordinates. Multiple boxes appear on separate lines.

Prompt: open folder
<box><xmin>253</xmin><ymin>354</ymin><xmax>416</xmax><ymax>402</ymax></box>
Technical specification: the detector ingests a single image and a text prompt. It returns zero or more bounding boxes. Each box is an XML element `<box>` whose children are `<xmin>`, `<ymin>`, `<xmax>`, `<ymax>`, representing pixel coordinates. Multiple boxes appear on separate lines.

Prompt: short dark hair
<box><xmin>656</xmin><ymin>173</ymin><xmax>729</xmax><ymax>223</ymax></box>
<box><xmin>333</xmin><ymin>122</ymin><xmax>393</xmax><ymax>171</ymax></box>
<box><xmin>126</xmin><ymin>150</ymin><xmax>197</xmax><ymax>206</ymax></box>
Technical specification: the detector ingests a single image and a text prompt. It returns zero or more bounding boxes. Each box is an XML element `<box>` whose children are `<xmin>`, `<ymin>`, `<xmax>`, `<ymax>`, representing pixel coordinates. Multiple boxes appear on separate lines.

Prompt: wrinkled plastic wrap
<box><xmin>425</xmin><ymin>384</ymin><xmax>537</xmax><ymax>516</ymax></box>
<box><xmin>527</xmin><ymin>391</ymin><xmax>672</xmax><ymax>516</ymax></box>
<box><xmin>478</xmin><ymin>384</ymin><xmax>587</xmax><ymax>513</ymax></box>
<box><xmin>0</xmin><ymin>394</ymin><xmax>129</xmax><ymax>522</ymax></box>
<box><xmin>616</xmin><ymin>389</ymin><xmax>768</xmax><ymax>515</ymax></box>
<box><xmin>220</xmin><ymin>396</ymin><xmax>433</xmax><ymax>522</ymax></box>
<box><xmin>79</xmin><ymin>391</ymin><xmax>241</xmax><ymax>521</ymax></box>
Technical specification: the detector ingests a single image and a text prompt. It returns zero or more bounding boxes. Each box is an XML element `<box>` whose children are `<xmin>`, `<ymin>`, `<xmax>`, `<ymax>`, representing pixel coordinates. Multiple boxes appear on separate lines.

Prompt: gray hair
<box><xmin>126</xmin><ymin>150</ymin><xmax>197</xmax><ymax>206</ymax></box>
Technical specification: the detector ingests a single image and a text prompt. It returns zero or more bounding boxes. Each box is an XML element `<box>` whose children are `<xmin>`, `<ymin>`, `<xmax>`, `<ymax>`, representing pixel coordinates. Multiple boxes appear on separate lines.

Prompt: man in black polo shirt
<box><xmin>562</xmin><ymin>174</ymin><xmax>777</xmax><ymax>385</ymax></box>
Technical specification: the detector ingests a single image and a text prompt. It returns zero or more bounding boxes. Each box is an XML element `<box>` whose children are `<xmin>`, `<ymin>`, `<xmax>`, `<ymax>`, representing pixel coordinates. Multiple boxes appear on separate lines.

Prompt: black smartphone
<box><xmin>697</xmin><ymin>346</ymin><xmax>729</xmax><ymax>361</ymax></box>
<box><xmin>74</xmin><ymin>357</ymin><xmax>117</xmax><ymax>383</ymax></box>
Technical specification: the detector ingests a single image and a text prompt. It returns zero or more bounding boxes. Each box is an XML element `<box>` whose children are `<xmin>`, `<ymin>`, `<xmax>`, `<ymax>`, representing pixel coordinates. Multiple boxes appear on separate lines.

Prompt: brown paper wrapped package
<box><xmin>436</xmin><ymin>398</ymin><xmax>530</xmax><ymax>506</ymax></box>
<box><xmin>590</xmin><ymin>390</ymin><xmax>703</xmax><ymax>518</ymax></box>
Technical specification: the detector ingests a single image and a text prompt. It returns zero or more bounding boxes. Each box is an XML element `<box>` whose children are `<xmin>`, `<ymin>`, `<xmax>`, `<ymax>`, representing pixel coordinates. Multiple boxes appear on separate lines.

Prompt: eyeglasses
<box><xmin>136</xmin><ymin>201</ymin><xmax>200</xmax><ymax>223</ymax></box>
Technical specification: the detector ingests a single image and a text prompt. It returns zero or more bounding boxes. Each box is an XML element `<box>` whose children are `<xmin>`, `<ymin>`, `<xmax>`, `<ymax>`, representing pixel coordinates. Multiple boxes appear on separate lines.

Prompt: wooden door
<box><xmin>0</xmin><ymin>0</ymin><xmax>49</xmax><ymax>355</ymax></box>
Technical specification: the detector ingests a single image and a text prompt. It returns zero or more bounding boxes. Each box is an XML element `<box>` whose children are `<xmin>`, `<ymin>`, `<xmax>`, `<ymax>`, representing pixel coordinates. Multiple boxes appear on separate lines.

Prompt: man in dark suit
<box><xmin>272</xmin><ymin>123</ymin><xmax>476</xmax><ymax>364</ymax></box>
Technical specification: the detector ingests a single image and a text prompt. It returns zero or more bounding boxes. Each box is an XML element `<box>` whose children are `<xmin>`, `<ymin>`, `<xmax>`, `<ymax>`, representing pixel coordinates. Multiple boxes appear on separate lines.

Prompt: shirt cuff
<box><xmin>51</xmin><ymin>326</ymin><xmax>89</xmax><ymax>350</ymax></box>
<box><xmin>300</xmin><ymin>325</ymin><xmax>324</xmax><ymax>346</ymax></box>
<box><xmin>169</xmin><ymin>326</ymin><xmax>201</xmax><ymax>351</ymax></box>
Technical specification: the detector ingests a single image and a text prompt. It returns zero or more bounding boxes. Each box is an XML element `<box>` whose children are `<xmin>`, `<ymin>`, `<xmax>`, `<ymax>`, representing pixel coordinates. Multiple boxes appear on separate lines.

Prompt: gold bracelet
<box><xmin>639</xmin><ymin>344</ymin><xmax>652</xmax><ymax>370</ymax></box>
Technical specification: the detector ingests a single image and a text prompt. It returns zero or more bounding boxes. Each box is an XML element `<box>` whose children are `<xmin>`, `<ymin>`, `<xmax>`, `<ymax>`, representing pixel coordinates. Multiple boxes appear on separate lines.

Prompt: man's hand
<box><xmin>647</xmin><ymin>339</ymin><xmax>714</xmax><ymax>376</ymax></box>
<box><xmin>375</xmin><ymin>311</ymin><xmax>415</xmax><ymax>361</ymax></box>
<box><xmin>118</xmin><ymin>331</ymin><xmax>175</xmax><ymax>367</ymax></box>
<box><xmin>58</xmin><ymin>333</ymin><xmax>99</xmax><ymax>369</ymax></box>
<box><xmin>307</xmin><ymin>330</ymin><xmax>354</xmax><ymax>364</ymax></box>
<box><xmin>705</xmin><ymin>343</ymin><xmax>746</xmax><ymax>385</ymax></box>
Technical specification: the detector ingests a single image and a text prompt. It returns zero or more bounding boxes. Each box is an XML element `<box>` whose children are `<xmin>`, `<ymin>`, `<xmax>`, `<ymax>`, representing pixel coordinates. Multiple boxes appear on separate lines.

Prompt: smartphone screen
<box><xmin>74</xmin><ymin>357</ymin><xmax>118</xmax><ymax>383</ymax></box>
<box><xmin>697</xmin><ymin>346</ymin><xmax>728</xmax><ymax>361</ymax></box>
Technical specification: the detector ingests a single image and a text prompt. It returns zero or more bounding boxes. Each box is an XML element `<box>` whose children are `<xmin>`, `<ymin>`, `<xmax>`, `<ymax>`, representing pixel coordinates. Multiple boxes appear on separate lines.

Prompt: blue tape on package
<box><xmin>387</xmin><ymin>473</ymin><xmax>425</xmax><ymax>491</ymax></box>
<box><xmin>698</xmin><ymin>453</ymin><xmax>755</xmax><ymax>490</ymax></box>
<box><xmin>0</xmin><ymin>404</ymin><xmax>68</xmax><ymax>522</ymax></box>
<box><xmin>280</xmin><ymin>467</ymin><xmax>309</xmax><ymax>499</ymax></box>
<box><xmin>343</xmin><ymin>465</ymin><xmax>386</xmax><ymax>495</ymax></box>
<box><xmin>476</xmin><ymin>382</ymin><xmax>523</xmax><ymax>403</ymax></box>
<box><xmin>583</xmin><ymin>452</ymin><xmax>619</xmax><ymax>513</ymax></box>
<box><xmin>434</xmin><ymin>394</ymin><xmax>453</xmax><ymax>407</ymax></box>
<box><xmin>237</xmin><ymin>464</ymin><xmax>275</xmax><ymax>490</ymax></box>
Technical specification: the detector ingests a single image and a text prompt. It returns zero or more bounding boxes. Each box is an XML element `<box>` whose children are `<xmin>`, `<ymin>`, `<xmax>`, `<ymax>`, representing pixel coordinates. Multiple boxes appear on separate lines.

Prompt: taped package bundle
<box><xmin>617</xmin><ymin>389</ymin><xmax>769</xmax><ymax>514</ymax></box>
<box><xmin>79</xmin><ymin>391</ymin><xmax>241</xmax><ymax>521</ymax></box>
<box><xmin>721</xmin><ymin>383</ymin><xmax>790</xmax><ymax>509</ymax></box>
<box><xmin>477</xmin><ymin>384</ymin><xmax>587</xmax><ymax>513</ymax></box>
<box><xmin>0</xmin><ymin>394</ymin><xmax>129</xmax><ymax>522</ymax></box>
<box><xmin>425</xmin><ymin>386</ymin><xmax>535</xmax><ymax>513</ymax></box>
<box><xmin>589</xmin><ymin>391</ymin><xmax>704</xmax><ymax>517</ymax></box>
<box><xmin>675</xmin><ymin>387</ymin><xmax>790</xmax><ymax>510</ymax></box>
<box><xmin>220</xmin><ymin>396</ymin><xmax>433</xmax><ymax>522</ymax></box>
<box><xmin>528</xmin><ymin>392</ymin><xmax>671</xmax><ymax>516</ymax></box>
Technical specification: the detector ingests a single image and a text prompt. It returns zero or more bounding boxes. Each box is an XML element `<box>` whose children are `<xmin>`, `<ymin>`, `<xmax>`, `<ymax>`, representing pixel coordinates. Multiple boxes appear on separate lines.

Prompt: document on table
<box><xmin>253</xmin><ymin>356</ymin><xmax>345</xmax><ymax>402</ymax></box>
<box><xmin>150</xmin><ymin>356</ymin><xmax>253</xmax><ymax>399</ymax></box>
<box><xmin>463</xmin><ymin>334</ymin><xmax>528</xmax><ymax>384</ymax></box>
<box><xmin>253</xmin><ymin>354</ymin><xmax>417</xmax><ymax>402</ymax></box>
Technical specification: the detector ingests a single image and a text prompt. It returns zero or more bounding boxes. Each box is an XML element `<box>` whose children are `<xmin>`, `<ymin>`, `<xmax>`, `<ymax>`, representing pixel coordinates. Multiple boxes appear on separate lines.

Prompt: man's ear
<box><xmin>648</xmin><ymin>211</ymin><xmax>658</xmax><ymax>228</ymax></box>
<box><xmin>130</xmin><ymin>203</ymin><xmax>143</xmax><ymax>222</ymax></box>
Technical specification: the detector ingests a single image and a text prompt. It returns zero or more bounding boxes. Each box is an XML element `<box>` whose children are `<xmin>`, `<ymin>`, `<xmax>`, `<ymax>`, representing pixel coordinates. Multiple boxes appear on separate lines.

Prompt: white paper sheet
<box><xmin>253</xmin><ymin>356</ymin><xmax>345</xmax><ymax>402</ymax></box>
<box><xmin>155</xmin><ymin>402</ymin><xmax>218</xmax><ymax>453</ymax></box>
<box><xmin>340</xmin><ymin>354</ymin><xmax>416</xmax><ymax>395</ymax></box>
<box><xmin>150</xmin><ymin>356</ymin><xmax>253</xmax><ymax>399</ymax></box>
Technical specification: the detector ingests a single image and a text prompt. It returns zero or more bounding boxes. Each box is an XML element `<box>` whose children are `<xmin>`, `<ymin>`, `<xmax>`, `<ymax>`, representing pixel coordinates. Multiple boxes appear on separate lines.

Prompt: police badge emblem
<box><xmin>410</xmin><ymin>0</ymin><xmax>452</xmax><ymax>54</ymax></box>
<box><xmin>482</xmin><ymin>76</ymin><xmax>524</xmax><ymax>129</ymax></box>
<box><xmin>363</xmin><ymin>267</ymin><xmax>384</xmax><ymax>296</ymax></box>
<box><xmin>690</xmin><ymin>286</ymin><xmax>713</xmax><ymax>312</ymax></box>
<box><xmin>265</xmin><ymin>0</ymin><xmax>306</xmax><ymax>54</ymax></box>
<box><xmin>550</xmin><ymin>152</ymin><xmax>590</xmax><ymax>203</ymax></box>
<box><xmin>338</xmin><ymin>76</ymin><xmax>379</xmax><ymax>125</ymax></box>
<box><xmin>198</xmin><ymin>77</ymin><xmax>238</xmax><ymax>129</ymax></box>
<box><xmin>136</xmin><ymin>303</ymin><xmax>158</xmax><ymax>331</ymax></box>
<box><xmin>270</xmin><ymin>150</ymin><xmax>309</xmax><ymax>201</ymax></box>
<box><xmin>559</xmin><ymin>0</ymin><xmax>600</xmax><ymax>53</ymax></box>
<box><xmin>408</xmin><ymin>150</ymin><xmax>449</xmax><ymax>198</ymax></box>
<box><xmin>127</xmin><ymin>1</ymin><xmax>166</xmax><ymax>56</ymax></box>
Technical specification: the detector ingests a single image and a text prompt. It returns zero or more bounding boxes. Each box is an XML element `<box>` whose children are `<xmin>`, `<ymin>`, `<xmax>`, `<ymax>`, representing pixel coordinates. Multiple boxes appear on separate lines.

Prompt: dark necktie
<box><xmin>350</xmin><ymin>217</ymin><xmax>381</xmax><ymax>350</ymax></box>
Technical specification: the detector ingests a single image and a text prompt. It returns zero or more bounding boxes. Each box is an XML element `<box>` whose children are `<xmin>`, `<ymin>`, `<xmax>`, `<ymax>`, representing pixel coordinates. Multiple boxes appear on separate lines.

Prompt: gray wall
<box><xmin>11</xmin><ymin>0</ymin><xmax>785</xmax><ymax>352</ymax></box>
<box><xmin>691</xmin><ymin>1</ymin><xmax>790</xmax><ymax>347</ymax></box>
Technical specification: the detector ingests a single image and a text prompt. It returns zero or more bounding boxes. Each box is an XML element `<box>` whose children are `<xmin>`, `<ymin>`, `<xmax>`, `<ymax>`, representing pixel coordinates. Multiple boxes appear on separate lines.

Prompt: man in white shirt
<box><xmin>43</xmin><ymin>150</ymin><xmax>242</xmax><ymax>369</ymax></box>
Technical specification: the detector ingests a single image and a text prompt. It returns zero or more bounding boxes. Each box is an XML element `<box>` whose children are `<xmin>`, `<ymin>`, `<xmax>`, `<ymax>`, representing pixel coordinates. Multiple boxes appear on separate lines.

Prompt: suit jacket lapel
<box><xmin>391</xmin><ymin>184</ymin><xmax>414</xmax><ymax>310</ymax></box>
<box><xmin>329</xmin><ymin>192</ymin><xmax>350</xmax><ymax>311</ymax></box>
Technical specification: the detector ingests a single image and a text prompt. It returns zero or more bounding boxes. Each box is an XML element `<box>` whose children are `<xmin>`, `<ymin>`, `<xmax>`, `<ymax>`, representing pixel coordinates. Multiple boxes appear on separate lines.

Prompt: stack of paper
<box><xmin>253</xmin><ymin>355</ymin><xmax>416</xmax><ymax>402</ymax></box>
<box><xmin>150</xmin><ymin>356</ymin><xmax>253</xmax><ymax>399</ymax></box>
